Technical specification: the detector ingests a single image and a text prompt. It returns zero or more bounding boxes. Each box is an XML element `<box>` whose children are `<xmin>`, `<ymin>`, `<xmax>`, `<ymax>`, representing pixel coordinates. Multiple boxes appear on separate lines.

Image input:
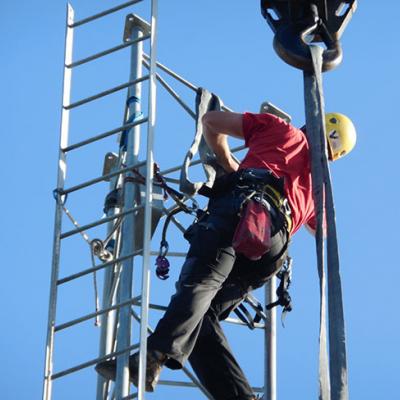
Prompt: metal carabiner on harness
<box><xmin>155</xmin><ymin>240</ymin><xmax>170</xmax><ymax>280</ymax></box>
<box><xmin>260</xmin><ymin>0</ymin><xmax>357</xmax><ymax>72</ymax></box>
<box><xmin>91</xmin><ymin>238</ymin><xmax>113</xmax><ymax>262</ymax></box>
<box><xmin>266</xmin><ymin>256</ymin><xmax>293</xmax><ymax>325</ymax></box>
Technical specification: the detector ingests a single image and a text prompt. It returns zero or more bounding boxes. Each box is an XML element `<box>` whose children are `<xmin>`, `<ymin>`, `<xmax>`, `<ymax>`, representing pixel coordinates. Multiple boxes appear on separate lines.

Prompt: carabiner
<box><xmin>159</xmin><ymin>240</ymin><xmax>169</xmax><ymax>257</ymax></box>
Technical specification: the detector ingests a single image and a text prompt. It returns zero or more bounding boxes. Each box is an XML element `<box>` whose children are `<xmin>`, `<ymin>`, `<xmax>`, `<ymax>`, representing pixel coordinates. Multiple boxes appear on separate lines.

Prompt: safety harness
<box><xmin>234</xmin><ymin>256</ymin><xmax>293</xmax><ymax>330</ymax></box>
<box><xmin>234</xmin><ymin>168</ymin><xmax>292</xmax><ymax>235</ymax></box>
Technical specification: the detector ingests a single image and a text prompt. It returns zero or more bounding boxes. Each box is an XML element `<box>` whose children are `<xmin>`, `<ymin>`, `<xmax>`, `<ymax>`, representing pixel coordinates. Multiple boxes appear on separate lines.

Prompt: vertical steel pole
<box><xmin>42</xmin><ymin>4</ymin><xmax>74</xmax><ymax>400</ymax></box>
<box><xmin>137</xmin><ymin>1</ymin><xmax>158</xmax><ymax>399</ymax></box>
<box><xmin>264</xmin><ymin>276</ymin><xmax>277</xmax><ymax>400</ymax></box>
<box><xmin>96</xmin><ymin>168</ymin><xmax>121</xmax><ymax>400</ymax></box>
<box><xmin>114</xmin><ymin>18</ymin><xmax>144</xmax><ymax>399</ymax></box>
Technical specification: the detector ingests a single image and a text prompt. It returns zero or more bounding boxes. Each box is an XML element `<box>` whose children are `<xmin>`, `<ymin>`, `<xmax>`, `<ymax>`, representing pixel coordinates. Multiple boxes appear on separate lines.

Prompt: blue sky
<box><xmin>1</xmin><ymin>1</ymin><xmax>399</xmax><ymax>399</ymax></box>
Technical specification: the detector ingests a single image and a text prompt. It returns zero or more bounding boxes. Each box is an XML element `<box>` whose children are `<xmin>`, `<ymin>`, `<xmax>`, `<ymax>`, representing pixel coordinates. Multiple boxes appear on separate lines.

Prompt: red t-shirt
<box><xmin>240</xmin><ymin>112</ymin><xmax>316</xmax><ymax>235</ymax></box>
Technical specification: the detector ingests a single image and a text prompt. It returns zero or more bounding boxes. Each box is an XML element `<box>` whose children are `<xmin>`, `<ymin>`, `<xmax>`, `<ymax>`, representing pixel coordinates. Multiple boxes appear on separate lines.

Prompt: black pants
<box><xmin>147</xmin><ymin>190</ymin><xmax>288</xmax><ymax>400</ymax></box>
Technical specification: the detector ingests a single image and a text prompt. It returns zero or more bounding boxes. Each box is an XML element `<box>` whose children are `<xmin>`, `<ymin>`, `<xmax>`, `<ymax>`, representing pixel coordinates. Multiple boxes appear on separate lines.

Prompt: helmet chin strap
<box><xmin>327</xmin><ymin>144</ymin><xmax>333</xmax><ymax>161</ymax></box>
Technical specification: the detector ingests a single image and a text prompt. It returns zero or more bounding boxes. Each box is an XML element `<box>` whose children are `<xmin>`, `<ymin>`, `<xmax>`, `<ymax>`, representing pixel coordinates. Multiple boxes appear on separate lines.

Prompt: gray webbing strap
<box><xmin>180</xmin><ymin>88</ymin><xmax>223</xmax><ymax>196</ymax></box>
<box><xmin>303</xmin><ymin>46</ymin><xmax>348</xmax><ymax>400</ymax></box>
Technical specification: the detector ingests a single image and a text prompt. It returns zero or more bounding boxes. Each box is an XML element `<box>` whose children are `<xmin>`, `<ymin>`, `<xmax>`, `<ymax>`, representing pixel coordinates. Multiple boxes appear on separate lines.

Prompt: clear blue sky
<box><xmin>1</xmin><ymin>1</ymin><xmax>399</xmax><ymax>399</ymax></box>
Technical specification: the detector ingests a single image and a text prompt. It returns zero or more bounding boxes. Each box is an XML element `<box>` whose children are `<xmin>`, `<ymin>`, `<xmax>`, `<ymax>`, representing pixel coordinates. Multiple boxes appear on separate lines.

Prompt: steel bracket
<box><xmin>123</xmin><ymin>13</ymin><xmax>151</xmax><ymax>42</ymax></box>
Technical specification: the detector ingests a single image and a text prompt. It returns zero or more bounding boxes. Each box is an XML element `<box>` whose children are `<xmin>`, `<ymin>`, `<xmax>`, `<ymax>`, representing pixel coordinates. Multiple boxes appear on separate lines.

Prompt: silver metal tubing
<box><xmin>158</xmin><ymin>380</ymin><xmax>265</xmax><ymax>393</ymax></box>
<box><xmin>96</xmin><ymin>162</ymin><xmax>122</xmax><ymax>400</ymax></box>
<box><xmin>60</xmin><ymin>160</ymin><xmax>145</xmax><ymax>195</ymax></box>
<box><xmin>224</xmin><ymin>317</ymin><xmax>265</xmax><ymax>329</ymax></box>
<box><xmin>143</xmin><ymin>53</ymin><xmax>198</xmax><ymax>91</ymax></box>
<box><xmin>60</xmin><ymin>205</ymin><xmax>143</xmax><ymax>239</ymax></box>
<box><xmin>158</xmin><ymin>380</ymin><xmax>202</xmax><ymax>388</ymax></box>
<box><xmin>67</xmin><ymin>34</ymin><xmax>150</xmax><ymax>68</ymax></box>
<box><xmin>114</xmin><ymin>19</ymin><xmax>145</xmax><ymax>397</ymax></box>
<box><xmin>55</xmin><ymin>298</ymin><xmax>137</xmax><ymax>332</ymax></box>
<box><xmin>169</xmin><ymin>214</ymin><xmax>186</xmax><ymax>233</ymax></box>
<box><xmin>135</xmin><ymin>298</ymin><xmax>230</xmax><ymax>314</ymax></box>
<box><xmin>155</xmin><ymin>69</ymin><xmax>196</xmax><ymax>119</ymax></box>
<box><xmin>143</xmin><ymin>60</ymin><xmax>196</xmax><ymax>119</ymax></box>
<box><xmin>65</xmin><ymin>75</ymin><xmax>149</xmax><ymax>110</ymax></box>
<box><xmin>62</xmin><ymin>117</ymin><xmax>148</xmax><ymax>152</ymax></box>
<box><xmin>245</xmin><ymin>301</ymin><xmax>267</xmax><ymax>322</ymax></box>
<box><xmin>43</xmin><ymin>5</ymin><xmax>74</xmax><ymax>400</ymax></box>
<box><xmin>265</xmin><ymin>277</ymin><xmax>277</xmax><ymax>400</ymax></box>
<box><xmin>137</xmin><ymin>2</ymin><xmax>158</xmax><ymax>396</ymax></box>
<box><xmin>51</xmin><ymin>344</ymin><xmax>139</xmax><ymax>380</ymax></box>
<box><xmin>70</xmin><ymin>0</ymin><xmax>143</xmax><ymax>28</ymax></box>
<box><xmin>160</xmin><ymin>160</ymin><xmax>200</xmax><ymax>176</ymax></box>
<box><xmin>98</xmin><ymin>249</ymin><xmax>120</xmax><ymax>399</ymax></box>
<box><xmin>142</xmin><ymin>53</ymin><xmax>235</xmax><ymax>114</ymax></box>
<box><xmin>121</xmin><ymin>393</ymin><xmax>138</xmax><ymax>400</ymax></box>
<box><xmin>56</xmin><ymin>250</ymin><xmax>184</xmax><ymax>286</ymax></box>
<box><xmin>57</xmin><ymin>251</ymin><xmax>140</xmax><ymax>285</ymax></box>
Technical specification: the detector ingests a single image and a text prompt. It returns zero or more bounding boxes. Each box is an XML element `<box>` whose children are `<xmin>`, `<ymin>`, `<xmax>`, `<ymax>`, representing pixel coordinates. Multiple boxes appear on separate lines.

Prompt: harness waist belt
<box><xmin>202</xmin><ymin>168</ymin><xmax>293</xmax><ymax>233</ymax></box>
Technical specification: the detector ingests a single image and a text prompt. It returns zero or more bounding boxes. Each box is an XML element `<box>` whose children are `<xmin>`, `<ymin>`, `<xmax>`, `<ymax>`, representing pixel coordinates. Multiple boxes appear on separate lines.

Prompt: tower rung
<box><xmin>158</xmin><ymin>379</ymin><xmax>204</xmax><ymax>388</ymax></box>
<box><xmin>67</xmin><ymin>34</ymin><xmax>151</xmax><ymax>69</ymax></box>
<box><xmin>57</xmin><ymin>251</ymin><xmax>185</xmax><ymax>286</ymax></box>
<box><xmin>60</xmin><ymin>160</ymin><xmax>146</xmax><ymax>195</ymax></box>
<box><xmin>70</xmin><ymin>0</ymin><xmax>144</xmax><ymax>28</ymax></box>
<box><xmin>224</xmin><ymin>317</ymin><xmax>265</xmax><ymax>329</ymax></box>
<box><xmin>58</xmin><ymin>251</ymin><xmax>141</xmax><ymax>285</ymax></box>
<box><xmin>50</xmin><ymin>344</ymin><xmax>139</xmax><ymax>380</ymax></box>
<box><xmin>62</xmin><ymin>117</ymin><xmax>148</xmax><ymax>152</ymax></box>
<box><xmin>143</xmin><ymin>53</ymin><xmax>198</xmax><ymax>92</ymax></box>
<box><xmin>143</xmin><ymin>61</ymin><xmax>195</xmax><ymax>119</ymax></box>
<box><xmin>64</xmin><ymin>75</ymin><xmax>149</xmax><ymax>110</ymax></box>
<box><xmin>61</xmin><ymin>205</ymin><xmax>143</xmax><ymax>239</ymax></box>
<box><xmin>55</xmin><ymin>298</ymin><xmax>137</xmax><ymax>332</ymax></box>
<box><xmin>55</xmin><ymin>294</ymin><xmax>193</xmax><ymax>332</ymax></box>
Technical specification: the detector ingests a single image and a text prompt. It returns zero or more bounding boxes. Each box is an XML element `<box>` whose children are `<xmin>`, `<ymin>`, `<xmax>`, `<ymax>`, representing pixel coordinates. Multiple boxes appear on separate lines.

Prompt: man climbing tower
<box><xmin>96</xmin><ymin>109</ymin><xmax>356</xmax><ymax>400</ymax></box>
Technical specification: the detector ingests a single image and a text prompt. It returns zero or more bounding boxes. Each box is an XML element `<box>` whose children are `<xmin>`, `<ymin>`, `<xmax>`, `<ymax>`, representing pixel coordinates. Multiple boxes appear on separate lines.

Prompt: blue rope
<box><xmin>126</xmin><ymin>95</ymin><xmax>140</xmax><ymax>107</ymax></box>
<box><xmin>120</xmin><ymin>95</ymin><xmax>143</xmax><ymax>150</ymax></box>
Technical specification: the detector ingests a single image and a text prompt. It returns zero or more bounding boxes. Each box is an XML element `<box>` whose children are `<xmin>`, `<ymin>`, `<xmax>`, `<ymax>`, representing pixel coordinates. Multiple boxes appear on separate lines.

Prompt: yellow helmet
<box><xmin>325</xmin><ymin>113</ymin><xmax>357</xmax><ymax>161</ymax></box>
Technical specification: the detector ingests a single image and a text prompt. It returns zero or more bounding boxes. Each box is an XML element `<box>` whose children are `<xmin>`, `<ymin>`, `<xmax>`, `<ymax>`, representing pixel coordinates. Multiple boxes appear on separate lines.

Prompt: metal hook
<box><xmin>260</xmin><ymin>0</ymin><xmax>357</xmax><ymax>72</ymax></box>
<box><xmin>272</xmin><ymin>5</ymin><xmax>342</xmax><ymax>72</ymax></box>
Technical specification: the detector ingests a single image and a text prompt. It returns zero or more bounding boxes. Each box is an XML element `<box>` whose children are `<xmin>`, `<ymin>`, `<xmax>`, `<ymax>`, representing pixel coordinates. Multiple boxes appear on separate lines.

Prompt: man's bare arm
<box><xmin>202</xmin><ymin>111</ymin><xmax>244</xmax><ymax>173</ymax></box>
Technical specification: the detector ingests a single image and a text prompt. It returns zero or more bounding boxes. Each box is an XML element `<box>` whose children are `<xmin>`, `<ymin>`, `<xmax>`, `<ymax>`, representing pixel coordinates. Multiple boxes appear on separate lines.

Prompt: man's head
<box><xmin>325</xmin><ymin>113</ymin><xmax>356</xmax><ymax>161</ymax></box>
<box><xmin>300</xmin><ymin>113</ymin><xmax>357</xmax><ymax>161</ymax></box>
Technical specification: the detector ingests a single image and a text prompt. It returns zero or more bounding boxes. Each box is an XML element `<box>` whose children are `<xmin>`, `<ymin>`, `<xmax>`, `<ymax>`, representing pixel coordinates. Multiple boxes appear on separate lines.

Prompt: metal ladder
<box><xmin>43</xmin><ymin>2</ymin><xmax>276</xmax><ymax>399</ymax></box>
